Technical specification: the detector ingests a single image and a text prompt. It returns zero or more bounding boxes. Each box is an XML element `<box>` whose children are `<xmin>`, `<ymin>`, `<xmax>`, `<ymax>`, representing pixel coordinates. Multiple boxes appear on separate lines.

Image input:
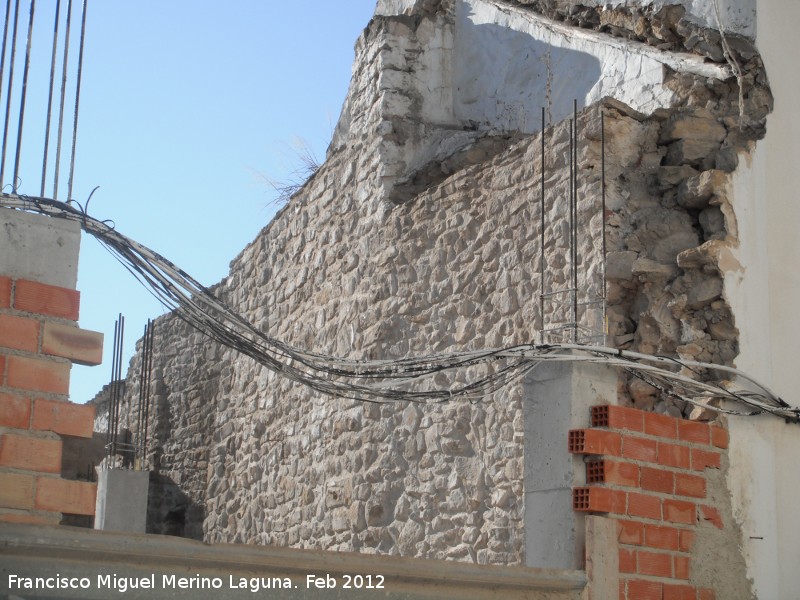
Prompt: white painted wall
<box><xmin>377</xmin><ymin>0</ymin><xmax>758</xmax><ymax>37</ymax></box>
<box><xmin>576</xmin><ymin>0</ymin><xmax>756</xmax><ymax>37</ymax></box>
<box><xmin>724</xmin><ymin>0</ymin><xmax>800</xmax><ymax>597</ymax></box>
<box><xmin>453</xmin><ymin>0</ymin><xmax>728</xmax><ymax>132</ymax></box>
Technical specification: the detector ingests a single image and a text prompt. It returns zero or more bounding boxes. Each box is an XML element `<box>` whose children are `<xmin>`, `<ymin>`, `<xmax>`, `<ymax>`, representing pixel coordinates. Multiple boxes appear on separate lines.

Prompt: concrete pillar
<box><xmin>94</xmin><ymin>469</ymin><xmax>149</xmax><ymax>533</ymax></box>
<box><xmin>0</xmin><ymin>208</ymin><xmax>81</xmax><ymax>288</ymax></box>
<box><xmin>523</xmin><ymin>360</ymin><xmax>618</xmax><ymax>569</ymax></box>
<box><xmin>0</xmin><ymin>207</ymin><xmax>102</xmax><ymax>525</ymax></box>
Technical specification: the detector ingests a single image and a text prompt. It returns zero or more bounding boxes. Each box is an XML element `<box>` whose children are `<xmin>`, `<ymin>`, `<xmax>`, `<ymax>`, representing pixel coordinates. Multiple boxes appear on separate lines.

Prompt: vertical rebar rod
<box><xmin>52</xmin><ymin>0</ymin><xmax>71</xmax><ymax>199</ymax></box>
<box><xmin>105</xmin><ymin>318</ymin><xmax>119</xmax><ymax>453</ymax></box>
<box><xmin>136</xmin><ymin>319</ymin><xmax>154</xmax><ymax>469</ymax></box>
<box><xmin>142</xmin><ymin>319</ymin><xmax>154</xmax><ymax>469</ymax></box>
<box><xmin>568</xmin><ymin>115</ymin><xmax>575</xmax><ymax>343</ymax></box>
<box><xmin>0</xmin><ymin>0</ymin><xmax>21</xmax><ymax>189</ymax></box>
<box><xmin>113</xmin><ymin>314</ymin><xmax>124</xmax><ymax>461</ymax></box>
<box><xmin>108</xmin><ymin>313</ymin><xmax>124</xmax><ymax>463</ymax></box>
<box><xmin>12</xmin><ymin>0</ymin><xmax>36</xmax><ymax>190</ymax></box>
<box><xmin>66</xmin><ymin>0</ymin><xmax>85</xmax><ymax>200</ymax></box>
<box><xmin>571</xmin><ymin>99</ymin><xmax>579</xmax><ymax>344</ymax></box>
<box><xmin>0</xmin><ymin>0</ymin><xmax>13</xmax><ymax>113</ymax></box>
<box><xmin>113</xmin><ymin>316</ymin><xmax>121</xmax><ymax>458</ymax></box>
<box><xmin>40</xmin><ymin>0</ymin><xmax>60</xmax><ymax>196</ymax></box>
<box><xmin>601</xmin><ymin>110</ymin><xmax>608</xmax><ymax>346</ymax></box>
<box><xmin>136</xmin><ymin>322</ymin><xmax>145</xmax><ymax>468</ymax></box>
<box><xmin>539</xmin><ymin>107</ymin><xmax>545</xmax><ymax>344</ymax></box>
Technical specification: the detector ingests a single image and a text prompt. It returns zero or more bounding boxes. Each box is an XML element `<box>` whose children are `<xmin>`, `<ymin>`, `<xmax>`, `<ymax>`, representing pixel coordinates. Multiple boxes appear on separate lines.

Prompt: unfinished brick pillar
<box><xmin>0</xmin><ymin>208</ymin><xmax>103</xmax><ymax>525</ymax></box>
<box><xmin>572</xmin><ymin>405</ymin><xmax>731</xmax><ymax>600</ymax></box>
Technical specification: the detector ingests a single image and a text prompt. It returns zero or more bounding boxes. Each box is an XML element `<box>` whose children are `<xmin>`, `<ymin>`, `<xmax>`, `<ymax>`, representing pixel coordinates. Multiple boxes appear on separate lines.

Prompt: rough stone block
<box><xmin>606</xmin><ymin>251</ymin><xmax>638</xmax><ymax>280</ymax></box>
<box><xmin>685</xmin><ymin>278</ymin><xmax>723</xmax><ymax>309</ymax></box>
<box><xmin>676</xmin><ymin>170</ymin><xmax>728</xmax><ymax>209</ymax></box>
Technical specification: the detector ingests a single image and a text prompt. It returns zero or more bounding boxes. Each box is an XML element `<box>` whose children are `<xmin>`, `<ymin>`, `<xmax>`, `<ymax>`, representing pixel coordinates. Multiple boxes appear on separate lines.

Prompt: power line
<box><xmin>2</xmin><ymin>194</ymin><xmax>796</xmax><ymax>423</ymax></box>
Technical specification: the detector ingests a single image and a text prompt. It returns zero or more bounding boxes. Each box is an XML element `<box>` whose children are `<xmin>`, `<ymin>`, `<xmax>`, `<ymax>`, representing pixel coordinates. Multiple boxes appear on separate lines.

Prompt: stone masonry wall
<box><xmin>106</xmin><ymin>97</ymin><xmax>755</xmax><ymax>561</ymax></box>
<box><xmin>101</xmin><ymin>0</ymin><xmax>769</xmax><ymax>568</ymax></box>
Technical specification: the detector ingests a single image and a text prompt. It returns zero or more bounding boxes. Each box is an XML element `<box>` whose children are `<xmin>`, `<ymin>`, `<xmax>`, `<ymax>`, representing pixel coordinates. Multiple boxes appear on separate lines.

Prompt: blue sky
<box><xmin>5</xmin><ymin>1</ymin><xmax>377</xmax><ymax>402</ymax></box>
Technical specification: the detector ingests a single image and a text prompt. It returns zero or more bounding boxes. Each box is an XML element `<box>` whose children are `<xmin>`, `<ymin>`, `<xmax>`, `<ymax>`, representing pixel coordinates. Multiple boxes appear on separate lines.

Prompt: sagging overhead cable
<box><xmin>1</xmin><ymin>194</ymin><xmax>796</xmax><ymax>424</ymax></box>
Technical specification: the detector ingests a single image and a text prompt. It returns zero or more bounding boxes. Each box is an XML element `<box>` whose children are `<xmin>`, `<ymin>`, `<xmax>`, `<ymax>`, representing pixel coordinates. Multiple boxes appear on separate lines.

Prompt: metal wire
<box><xmin>2</xmin><ymin>193</ymin><xmax>795</xmax><ymax>423</ymax></box>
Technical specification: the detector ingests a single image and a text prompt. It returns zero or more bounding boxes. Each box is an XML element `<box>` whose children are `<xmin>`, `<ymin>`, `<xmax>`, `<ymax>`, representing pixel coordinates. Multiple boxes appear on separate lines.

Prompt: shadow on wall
<box><xmin>454</xmin><ymin>2</ymin><xmax>601</xmax><ymax>132</ymax></box>
<box><xmin>144</xmin><ymin>377</ymin><xmax>205</xmax><ymax>540</ymax></box>
<box><xmin>147</xmin><ymin>473</ymin><xmax>206</xmax><ymax>540</ymax></box>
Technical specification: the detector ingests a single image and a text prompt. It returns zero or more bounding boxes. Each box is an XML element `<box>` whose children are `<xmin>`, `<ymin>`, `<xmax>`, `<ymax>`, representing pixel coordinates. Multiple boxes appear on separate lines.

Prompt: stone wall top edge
<box><xmin>0</xmin><ymin>523</ymin><xmax>587</xmax><ymax>591</ymax></box>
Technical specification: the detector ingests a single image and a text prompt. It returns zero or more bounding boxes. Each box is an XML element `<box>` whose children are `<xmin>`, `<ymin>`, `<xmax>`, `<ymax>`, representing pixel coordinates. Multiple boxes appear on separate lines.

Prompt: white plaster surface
<box><xmin>723</xmin><ymin>0</ymin><xmax>800</xmax><ymax>597</ymax></box>
<box><xmin>453</xmin><ymin>0</ymin><xmax>729</xmax><ymax>132</ymax></box>
<box><xmin>375</xmin><ymin>0</ymin><xmax>427</xmax><ymax>17</ymax></box>
<box><xmin>577</xmin><ymin>0</ymin><xmax>756</xmax><ymax>37</ymax></box>
<box><xmin>0</xmin><ymin>206</ymin><xmax>81</xmax><ymax>289</ymax></box>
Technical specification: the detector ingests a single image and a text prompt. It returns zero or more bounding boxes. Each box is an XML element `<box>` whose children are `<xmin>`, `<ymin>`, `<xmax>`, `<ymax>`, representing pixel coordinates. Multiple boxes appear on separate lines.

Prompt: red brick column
<box><xmin>570</xmin><ymin>405</ymin><xmax>729</xmax><ymax>600</ymax></box>
<box><xmin>0</xmin><ymin>275</ymin><xmax>102</xmax><ymax>525</ymax></box>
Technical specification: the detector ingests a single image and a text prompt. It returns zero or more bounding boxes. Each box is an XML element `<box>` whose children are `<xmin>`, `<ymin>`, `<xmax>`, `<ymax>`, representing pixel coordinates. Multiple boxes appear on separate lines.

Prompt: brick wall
<box><xmin>571</xmin><ymin>405</ymin><xmax>730</xmax><ymax>600</ymax></box>
<box><xmin>0</xmin><ymin>274</ymin><xmax>102</xmax><ymax>525</ymax></box>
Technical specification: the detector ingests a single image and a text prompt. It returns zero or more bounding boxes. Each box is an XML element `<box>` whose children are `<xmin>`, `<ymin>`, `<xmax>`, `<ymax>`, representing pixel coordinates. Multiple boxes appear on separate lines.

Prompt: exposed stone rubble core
<box><xmin>97</xmin><ymin>0</ymin><xmax>769</xmax><ymax>569</ymax></box>
<box><xmin>338</xmin><ymin>0</ymin><xmax>750</xmax><ymax>204</ymax></box>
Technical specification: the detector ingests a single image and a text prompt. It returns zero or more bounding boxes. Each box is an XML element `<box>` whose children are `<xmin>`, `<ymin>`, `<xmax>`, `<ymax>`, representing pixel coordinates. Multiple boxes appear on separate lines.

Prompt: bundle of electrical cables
<box><xmin>2</xmin><ymin>194</ymin><xmax>796</xmax><ymax>423</ymax></box>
